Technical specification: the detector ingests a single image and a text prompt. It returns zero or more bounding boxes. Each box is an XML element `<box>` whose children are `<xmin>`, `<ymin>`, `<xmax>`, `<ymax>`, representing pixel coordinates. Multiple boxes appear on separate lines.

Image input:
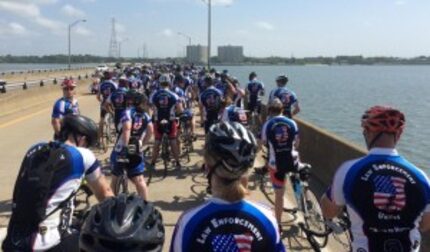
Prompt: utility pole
<box><xmin>108</xmin><ymin>18</ymin><xmax>119</xmax><ymax>58</ymax></box>
<box><xmin>68</xmin><ymin>19</ymin><xmax>86</xmax><ymax>70</ymax></box>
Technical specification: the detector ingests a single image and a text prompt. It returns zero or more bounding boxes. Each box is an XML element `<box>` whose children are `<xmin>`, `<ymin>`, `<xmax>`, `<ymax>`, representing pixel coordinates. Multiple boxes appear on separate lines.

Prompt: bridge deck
<box><xmin>0</xmin><ymin>80</ymin><xmax>349</xmax><ymax>251</ymax></box>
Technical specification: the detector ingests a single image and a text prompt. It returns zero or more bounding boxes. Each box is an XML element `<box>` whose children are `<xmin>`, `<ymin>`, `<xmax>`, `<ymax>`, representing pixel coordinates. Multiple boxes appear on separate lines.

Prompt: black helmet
<box><xmin>205</xmin><ymin>122</ymin><xmax>257</xmax><ymax>180</ymax></box>
<box><xmin>134</xmin><ymin>93</ymin><xmax>148</xmax><ymax>108</ymax></box>
<box><xmin>228</xmin><ymin>107</ymin><xmax>248</xmax><ymax>126</ymax></box>
<box><xmin>125</xmin><ymin>89</ymin><xmax>139</xmax><ymax>101</ymax></box>
<box><xmin>204</xmin><ymin>75</ymin><xmax>213</xmax><ymax>86</ymax></box>
<box><xmin>61</xmin><ymin>114</ymin><xmax>98</xmax><ymax>147</ymax></box>
<box><xmin>276</xmin><ymin>74</ymin><xmax>288</xmax><ymax>85</ymax></box>
<box><xmin>249</xmin><ymin>71</ymin><xmax>257</xmax><ymax>80</ymax></box>
<box><xmin>80</xmin><ymin>193</ymin><xmax>165</xmax><ymax>252</ymax></box>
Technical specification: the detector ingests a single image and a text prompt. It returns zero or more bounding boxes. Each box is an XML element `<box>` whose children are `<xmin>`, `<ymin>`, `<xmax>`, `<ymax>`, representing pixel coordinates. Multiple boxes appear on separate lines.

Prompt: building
<box><xmin>186</xmin><ymin>45</ymin><xmax>208</xmax><ymax>64</ymax></box>
<box><xmin>218</xmin><ymin>45</ymin><xmax>244</xmax><ymax>63</ymax></box>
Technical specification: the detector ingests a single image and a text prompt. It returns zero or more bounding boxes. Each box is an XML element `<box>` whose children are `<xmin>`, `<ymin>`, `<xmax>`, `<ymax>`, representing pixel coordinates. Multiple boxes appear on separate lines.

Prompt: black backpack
<box><xmin>10</xmin><ymin>142</ymin><xmax>74</xmax><ymax>229</ymax></box>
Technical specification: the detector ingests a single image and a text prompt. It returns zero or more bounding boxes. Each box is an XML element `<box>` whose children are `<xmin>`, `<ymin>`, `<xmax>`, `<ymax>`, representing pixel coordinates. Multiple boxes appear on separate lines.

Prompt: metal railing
<box><xmin>0</xmin><ymin>66</ymin><xmax>94</xmax><ymax>77</ymax></box>
<box><xmin>0</xmin><ymin>73</ymin><xmax>91</xmax><ymax>93</ymax></box>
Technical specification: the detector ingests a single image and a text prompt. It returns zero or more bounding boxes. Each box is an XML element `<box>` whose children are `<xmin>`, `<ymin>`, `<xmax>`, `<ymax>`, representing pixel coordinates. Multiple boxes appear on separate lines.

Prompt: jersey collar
<box><xmin>368</xmin><ymin>147</ymin><xmax>399</xmax><ymax>156</ymax></box>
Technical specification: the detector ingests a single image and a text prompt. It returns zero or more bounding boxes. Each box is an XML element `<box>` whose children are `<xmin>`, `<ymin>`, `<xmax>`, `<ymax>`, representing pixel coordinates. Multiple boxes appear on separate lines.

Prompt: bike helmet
<box><xmin>228</xmin><ymin>107</ymin><xmax>248</xmax><ymax>126</ymax></box>
<box><xmin>134</xmin><ymin>92</ymin><xmax>148</xmax><ymax>108</ymax></box>
<box><xmin>205</xmin><ymin>122</ymin><xmax>257</xmax><ymax>180</ymax></box>
<box><xmin>276</xmin><ymin>74</ymin><xmax>288</xmax><ymax>84</ymax></box>
<box><xmin>61</xmin><ymin>78</ymin><xmax>76</xmax><ymax>88</ymax></box>
<box><xmin>158</xmin><ymin>74</ymin><xmax>170</xmax><ymax>85</ymax></box>
<box><xmin>249</xmin><ymin>71</ymin><xmax>257</xmax><ymax>80</ymax></box>
<box><xmin>80</xmin><ymin>193</ymin><xmax>165</xmax><ymax>252</ymax></box>
<box><xmin>103</xmin><ymin>70</ymin><xmax>113</xmax><ymax>79</ymax></box>
<box><xmin>60</xmin><ymin>114</ymin><xmax>98</xmax><ymax>147</ymax></box>
<box><xmin>118</xmin><ymin>75</ymin><xmax>129</xmax><ymax>88</ymax></box>
<box><xmin>361</xmin><ymin>105</ymin><xmax>405</xmax><ymax>137</ymax></box>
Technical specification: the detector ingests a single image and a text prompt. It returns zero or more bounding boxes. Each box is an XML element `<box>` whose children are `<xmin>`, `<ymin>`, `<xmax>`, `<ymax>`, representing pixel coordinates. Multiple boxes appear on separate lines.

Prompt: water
<box><xmin>221</xmin><ymin>65</ymin><xmax>430</xmax><ymax>172</ymax></box>
<box><xmin>0</xmin><ymin>63</ymin><xmax>98</xmax><ymax>73</ymax></box>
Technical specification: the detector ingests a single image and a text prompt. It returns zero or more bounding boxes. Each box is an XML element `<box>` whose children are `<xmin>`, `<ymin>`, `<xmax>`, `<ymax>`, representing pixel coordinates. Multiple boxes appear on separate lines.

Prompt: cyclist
<box><xmin>104</xmin><ymin>76</ymin><xmax>129</xmax><ymax>133</ymax></box>
<box><xmin>52</xmin><ymin>78</ymin><xmax>80</xmax><ymax>140</ymax></box>
<box><xmin>2</xmin><ymin>115</ymin><xmax>113</xmax><ymax>252</ymax></box>
<box><xmin>231</xmin><ymin>77</ymin><xmax>245</xmax><ymax>108</ymax></box>
<box><xmin>80</xmin><ymin>194</ymin><xmax>165</xmax><ymax>252</ymax></box>
<box><xmin>171</xmin><ymin>122</ymin><xmax>285</xmax><ymax>252</ymax></box>
<box><xmin>246</xmin><ymin>72</ymin><xmax>264</xmax><ymax>109</ymax></box>
<box><xmin>199</xmin><ymin>75</ymin><xmax>224</xmax><ymax>133</ymax></box>
<box><xmin>221</xmin><ymin>97</ymin><xmax>248</xmax><ymax>126</ymax></box>
<box><xmin>321</xmin><ymin>106</ymin><xmax>430</xmax><ymax>252</ymax></box>
<box><xmin>98</xmin><ymin>71</ymin><xmax>118</xmax><ymax>144</ymax></box>
<box><xmin>261</xmin><ymin>98</ymin><xmax>300</xmax><ymax>229</ymax></box>
<box><xmin>110</xmin><ymin>90</ymin><xmax>152</xmax><ymax>200</ymax></box>
<box><xmin>149</xmin><ymin>74</ymin><xmax>184</xmax><ymax>170</ymax></box>
<box><xmin>268</xmin><ymin>74</ymin><xmax>300</xmax><ymax>118</ymax></box>
<box><xmin>175</xmin><ymin>75</ymin><xmax>196</xmax><ymax>139</ymax></box>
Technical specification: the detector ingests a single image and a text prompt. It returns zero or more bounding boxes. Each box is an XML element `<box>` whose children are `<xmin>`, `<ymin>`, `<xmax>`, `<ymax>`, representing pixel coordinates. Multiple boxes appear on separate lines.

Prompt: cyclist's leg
<box><xmin>99</xmin><ymin>106</ymin><xmax>107</xmax><ymax>145</ymax></box>
<box><xmin>169</xmin><ymin>120</ymin><xmax>181</xmax><ymax>164</ymax></box>
<box><xmin>128</xmin><ymin>156</ymin><xmax>149</xmax><ymax>200</ymax></box>
<box><xmin>150</xmin><ymin>122</ymin><xmax>162</xmax><ymax>165</ymax></box>
<box><xmin>269</xmin><ymin>166</ymin><xmax>288</xmax><ymax>224</ymax></box>
<box><xmin>110</xmin><ymin>151</ymin><xmax>122</xmax><ymax>195</ymax></box>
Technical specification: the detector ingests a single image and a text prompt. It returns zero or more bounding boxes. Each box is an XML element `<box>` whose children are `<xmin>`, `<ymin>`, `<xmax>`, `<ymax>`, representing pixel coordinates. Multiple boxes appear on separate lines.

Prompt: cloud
<box><xmin>0</xmin><ymin>1</ymin><xmax>64</xmax><ymax>33</ymax></box>
<box><xmin>61</xmin><ymin>4</ymin><xmax>86</xmax><ymax>18</ymax></box>
<box><xmin>255</xmin><ymin>21</ymin><xmax>275</xmax><ymax>31</ymax></box>
<box><xmin>81</xmin><ymin>0</ymin><xmax>96</xmax><ymax>2</ymax></box>
<box><xmin>74</xmin><ymin>26</ymin><xmax>92</xmax><ymax>36</ymax></box>
<box><xmin>13</xmin><ymin>0</ymin><xmax>58</xmax><ymax>5</ymax></box>
<box><xmin>161</xmin><ymin>28</ymin><xmax>173</xmax><ymax>37</ymax></box>
<box><xmin>212</xmin><ymin>0</ymin><xmax>234</xmax><ymax>6</ymax></box>
<box><xmin>395</xmin><ymin>0</ymin><xmax>406</xmax><ymax>5</ymax></box>
<box><xmin>0</xmin><ymin>22</ymin><xmax>28</xmax><ymax>36</ymax></box>
<box><xmin>116</xmin><ymin>23</ymin><xmax>126</xmax><ymax>33</ymax></box>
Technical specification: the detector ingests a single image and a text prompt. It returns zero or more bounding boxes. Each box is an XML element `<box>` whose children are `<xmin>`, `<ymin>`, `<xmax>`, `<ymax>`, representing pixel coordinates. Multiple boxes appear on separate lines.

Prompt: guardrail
<box><xmin>0</xmin><ymin>73</ymin><xmax>90</xmax><ymax>93</ymax></box>
<box><xmin>0</xmin><ymin>66</ymin><xmax>94</xmax><ymax>77</ymax></box>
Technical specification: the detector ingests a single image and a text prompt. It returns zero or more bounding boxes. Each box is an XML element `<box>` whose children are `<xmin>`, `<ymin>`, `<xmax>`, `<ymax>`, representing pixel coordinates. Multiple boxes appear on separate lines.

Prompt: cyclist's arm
<box><xmin>320</xmin><ymin>161</ymin><xmax>351</xmax><ymax>219</ymax></box>
<box><xmin>96</xmin><ymin>88</ymin><xmax>102</xmax><ymax>102</ymax></box>
<box><xmin>121</xmin><ymin>121</ymin><xmax>132</xmax><ymax>146</ymax></box>
<box><xmin>87</xmin><ymin>174</ymin><xmax>114</xmax><ymax>201</ymax></box>
<box><xmin>51</xmin><ymin>117</ymin><xmax>61</xmax><ymax>136</ymax></box>
<box><xmin>176</xmin><ymin>101</ymin><xmax>184</xmax><ymax>115</ymax></box>
<box><xmin>420</xmin><ymin>212</ymin><xmax>430</xmax><ymax>232</ymax></box>
<box><xmin>292</xmin><ymin>102</ymin><xmax>300</xmax><ymax>116</ymax></box>
<box><xmin>141</xmin><ymin>123</ymin><xmax>153</xmax><ymax>146</ymax></box>
<box><xmin>320</xmin><ymin>193</ymin><xmax>343</xmax><ymax>219</ymax></box>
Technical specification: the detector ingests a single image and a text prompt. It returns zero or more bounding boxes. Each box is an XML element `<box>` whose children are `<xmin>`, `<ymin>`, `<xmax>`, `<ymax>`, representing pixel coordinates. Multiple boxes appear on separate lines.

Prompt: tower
<box><xmin>108</xmin><ymin>18</ymin><xmax>119</xmax><ymax>58</ymax></box>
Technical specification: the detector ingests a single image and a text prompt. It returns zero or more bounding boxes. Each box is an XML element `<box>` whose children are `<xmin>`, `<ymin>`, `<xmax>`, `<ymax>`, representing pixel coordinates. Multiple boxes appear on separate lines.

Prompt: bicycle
<box><xmin>248</xmin><ymin>110</ymin><xmax>261</xmax><ymax>137</ymax></box>
<box><xmin>254</xmin><ymin>163</ymin><xmax>327</xmax><ymax>245</ymax></box>
<box><xmin>101</xmin><ymin>112</ymin><xmax>116</xmax><ymax>152</ymax></box>
<box><xmin>299</xmin><ymin>210</ymin><xmax>352</xmax><ymax>252</ymax></box>
<box><xmin>159</xmin><ymin>119</ymin><xmax>171</xmax><ymax>177</ymax></box>
<box><xmin>179</xmin><ymin>115</ymin><xmax>194</xmax><ymax>163</ymax></box>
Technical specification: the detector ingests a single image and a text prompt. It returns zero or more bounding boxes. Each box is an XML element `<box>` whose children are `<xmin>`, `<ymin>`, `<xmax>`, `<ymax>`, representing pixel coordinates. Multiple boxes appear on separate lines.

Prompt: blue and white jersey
<box><xmin>214</xmin><ymin>80</ymin><xmax>227</xmax><ymax>95</ymax></box>
<box><xmin>199</xmin><ymin>86</ymin><xmax>223</xmax><ymax>121</ymax></box>
<box><xmin>99</xmin><ymin>79</ymin><xmax>118</xmax><ymax>101</ymax></box>
<box><xmin>17</xmin><ymin>142</ymin><xmax>101</xmax><ymax>251</ymax></box>
<box><xmin>329</xmin><ymin>148</ymin><xmax>430</xmax><ymax>252</ymax></box>
<box><xmin>171</xmin><ymin>197</ymin><xmax>285</xmax><ymax>252</ymax></box>
<box><xmin>114</xmin><ymin>108</ymin><xmax>152</xmax><ymax>152</ymax></box>
<box><xmin>247</xmin><ymin>79</ymin><xmax>265</xmax><ymax>104</ymax></box>
<box><xmin>51</xmin><ymin>97</ymin><xmax>79</xmax><ymax>119</ymax></box>
<box><xmin>261</xmin><ymin>116</ymin><xmax>299</xmax><ymax>170</ymax></box>
<box><xmin>268</xmin><ymin>87</ymin><xmax>298</xmax><ymax>118</ymax></box>
<box><xmin>150</xmin><ymin>88</ymin><xmax>180</xmax><ymax>121</ymax></box>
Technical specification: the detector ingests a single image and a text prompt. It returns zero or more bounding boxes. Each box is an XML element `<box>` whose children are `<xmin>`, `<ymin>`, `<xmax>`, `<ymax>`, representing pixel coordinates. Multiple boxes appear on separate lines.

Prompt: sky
<box><xmin>0</xmin><ymin>0</ymin><xmax>429</xmax><ymax>58</ymax></box>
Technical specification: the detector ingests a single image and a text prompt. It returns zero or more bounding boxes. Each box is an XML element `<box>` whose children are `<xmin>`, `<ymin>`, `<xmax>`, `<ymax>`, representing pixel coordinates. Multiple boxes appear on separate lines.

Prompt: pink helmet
<box><xmin>61</xmin><ymin>78</ymin><xmax>77</xmax><ymax>88</ymax></box>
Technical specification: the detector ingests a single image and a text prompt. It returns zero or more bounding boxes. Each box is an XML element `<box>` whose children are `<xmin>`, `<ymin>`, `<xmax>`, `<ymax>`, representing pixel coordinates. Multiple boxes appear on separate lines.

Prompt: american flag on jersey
<box><xmin>211</xmin><ymin>233</ymin><xmax>254</xmax><ymax>252</ymax></box>
<box><xmin>372</xmin><ymin>175</ymin><xmax>407</xmax><ymax>212</ymax></box>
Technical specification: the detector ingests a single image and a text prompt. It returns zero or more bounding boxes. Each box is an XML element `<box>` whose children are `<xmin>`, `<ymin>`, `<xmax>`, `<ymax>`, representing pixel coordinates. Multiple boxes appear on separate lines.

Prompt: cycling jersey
<box><xmin>99</xmin><ymin>80</ymin><xmax>118</xmax><ymax>102</ymax></box>
<box><xmin>214</xmin><ymin>80</ymin><xmax>227</xmax><ymax>95</ymax></box>
<box><xmin>2</xmin><ymin>142</ymin><xmax>101</xmax><ymax>251</ymax></box>
<box><xmin>246</xmin><ymin>79</ymin><xmax>264</xmax><ymax>104</ymax></box>
<box><xmin>111</xmin><ymin>108</ymin><xmax>151</xmax><ymax>178</ymax></box>
<box><xmin>171</xmin><ymin>197</ymin><xmax>285</xmax><ymax>252</ymax></box>
<box><xmin>261</xmin><ymin>115</ymin><xmax>299</xmax><ymax>188</ymax></box>
<box><xmin>52</xmin><ymin>97</ymin><xmax>79</xmax><ymax>119</ymax></box>
<box><xmin>329</xmin><ymin>148</ymin><xmax>430</xmax><ymax>252</ymax></box>
<box><xmin>150</xmin><ymin>88</ymin><xmax>180</xmax><ymax>121</ymax></box>
<box><xmin>199</xmin><ymin>86</ymin><xmax>223</xmax><ymax>132</ymax></box>
<box><xmin>268</xmin><ymin>87</ymin><xmax>298</xmax><ymax>118</ymax></box>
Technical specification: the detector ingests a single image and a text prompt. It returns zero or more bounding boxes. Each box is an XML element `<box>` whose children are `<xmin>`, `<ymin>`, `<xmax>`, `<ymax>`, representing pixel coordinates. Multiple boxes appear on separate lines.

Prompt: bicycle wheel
<box><xmin>301</xmin><ymin>187</ymin><xmax>328</xmax><ymax>248</ymax></box>
<box><xmin>114</xmin><ymin>174</ymin><xmax>128</xmax><ymax>195</ymax></box>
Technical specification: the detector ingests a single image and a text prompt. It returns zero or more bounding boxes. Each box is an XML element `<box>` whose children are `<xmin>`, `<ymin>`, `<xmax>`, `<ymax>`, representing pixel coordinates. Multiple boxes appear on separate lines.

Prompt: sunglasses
<box><xmin>63</xmin><ymin>87</ymin><xmax>75</xmax><ymax>91</ymax></box>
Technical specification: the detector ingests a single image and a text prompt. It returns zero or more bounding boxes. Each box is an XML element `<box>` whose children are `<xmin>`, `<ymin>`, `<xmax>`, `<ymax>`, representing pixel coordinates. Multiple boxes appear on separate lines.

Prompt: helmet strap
<box><xmin>366</xmin><ymin>131</ymin><xmax>383</xmax><ymax>149</ymax></box>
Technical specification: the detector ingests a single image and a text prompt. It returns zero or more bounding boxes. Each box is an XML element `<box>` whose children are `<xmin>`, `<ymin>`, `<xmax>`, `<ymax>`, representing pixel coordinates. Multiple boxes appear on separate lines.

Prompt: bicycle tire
<box><xmin>114</xmin><ymin>174</ymin><xmax>128</xmax><ymax>195</ymax></box>
<box><xmin>145</xmin><ymin>163</ymin><xmax>153</xmax><ymax>186</ymax></box>
<box><xmin>301</xmin><ymin>187</ymin><xmax>328</xmax><ymax>248</ymax></box>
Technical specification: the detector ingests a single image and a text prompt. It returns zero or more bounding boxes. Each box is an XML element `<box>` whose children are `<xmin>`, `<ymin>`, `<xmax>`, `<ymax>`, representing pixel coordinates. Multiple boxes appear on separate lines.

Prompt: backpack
<box><xmin>10</xmin><ymin>142</ymin><xmax>75</xmax><ymax>230</ymax></box>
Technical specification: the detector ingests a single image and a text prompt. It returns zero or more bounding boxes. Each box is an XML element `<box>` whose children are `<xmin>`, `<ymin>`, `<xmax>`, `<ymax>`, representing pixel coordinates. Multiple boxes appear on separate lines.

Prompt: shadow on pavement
<box><xmin>152</xmin><ymin>194</ymin><xmax>205</xmax><ymax>213</ymax></box>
